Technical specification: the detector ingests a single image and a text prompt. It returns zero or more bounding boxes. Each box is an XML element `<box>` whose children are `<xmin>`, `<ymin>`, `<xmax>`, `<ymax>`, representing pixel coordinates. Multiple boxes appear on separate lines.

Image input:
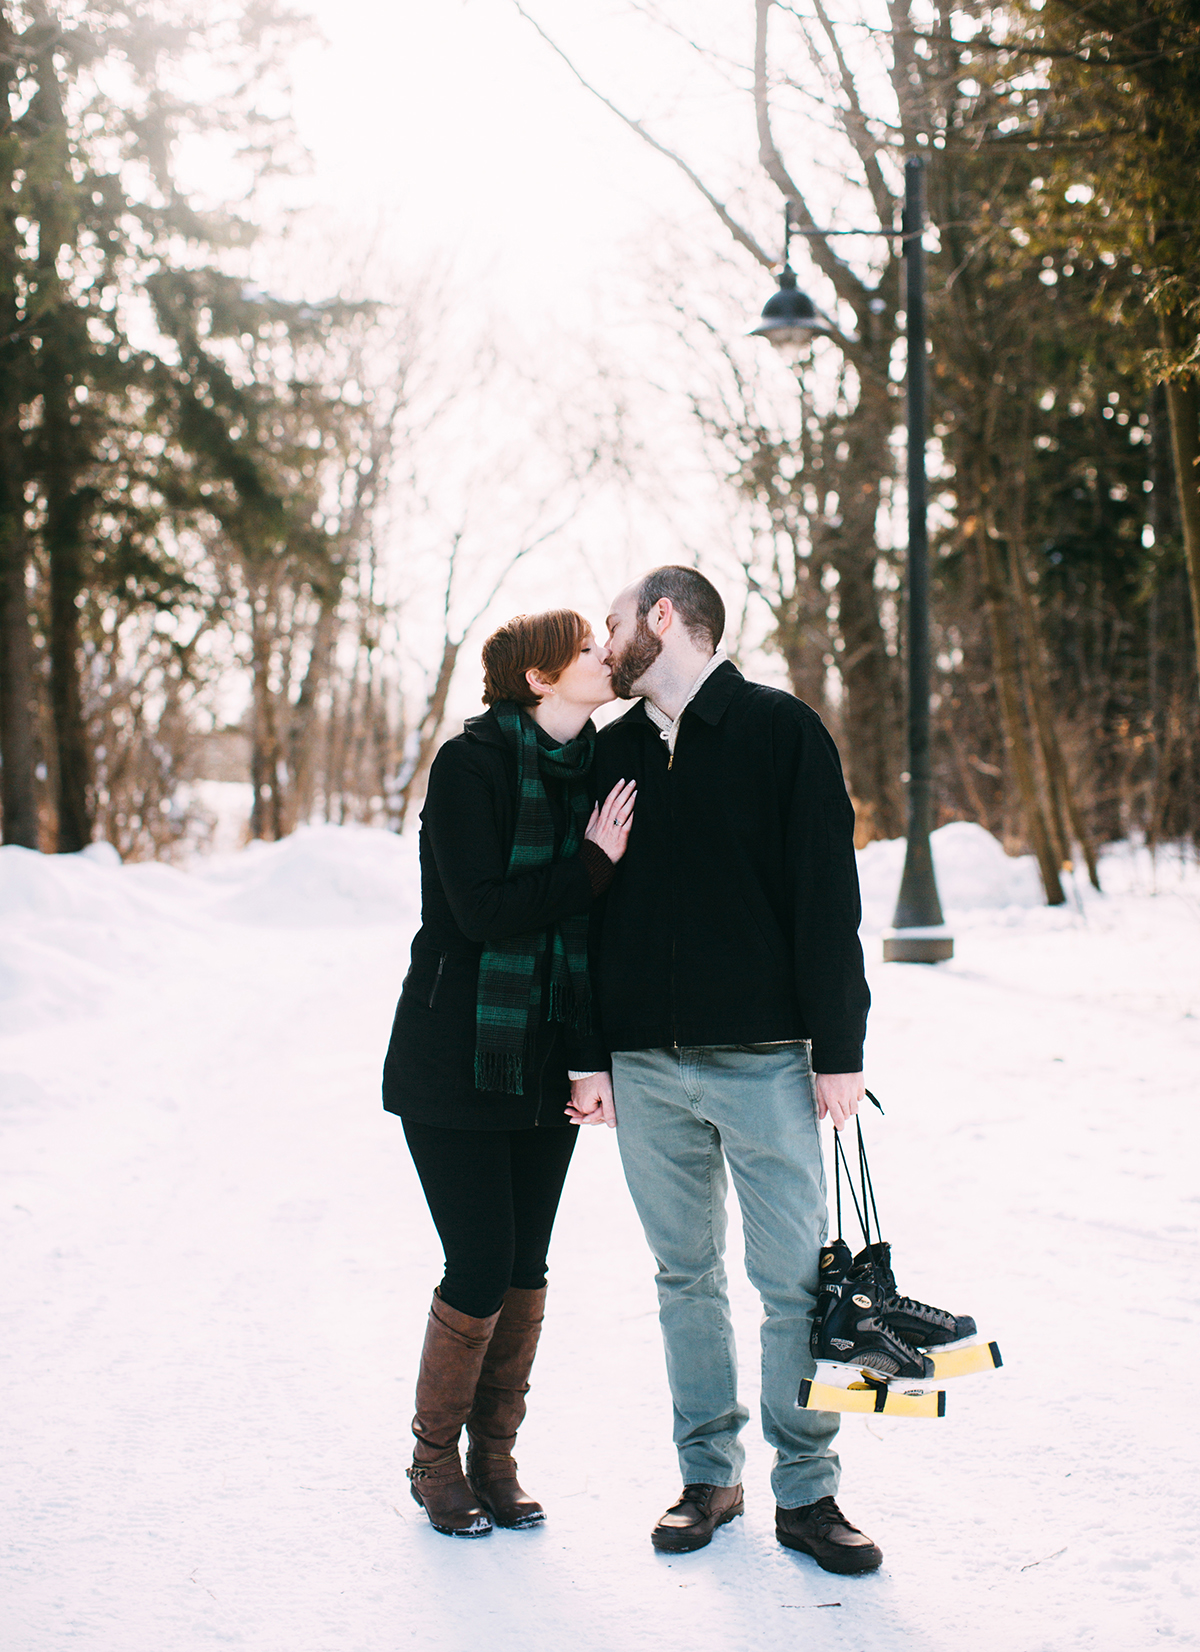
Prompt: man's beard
<box><xmin>609</xmin><ymin>615</ymin><xmax>663</xmax><ymax>699</ymax></box>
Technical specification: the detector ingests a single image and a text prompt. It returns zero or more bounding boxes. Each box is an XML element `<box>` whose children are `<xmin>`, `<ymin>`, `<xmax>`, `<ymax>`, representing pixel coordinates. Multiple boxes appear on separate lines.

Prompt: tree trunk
<box><xmin>0</xmin><ymin>18</ymin><xmax>39</xmax><ymax>847</ymax></box>
<box><xmin>249</xmin><ymin>593</ymin><xmax>283</xmax><ymax>841</ymax></box>
<box><xmin>825</xmin><ymin>372</ymin><xmax>904</xmax><ymax>836</ymax></box>
<box><xmin>394</xmin><ymin>635</ymin><xmax>461</xmax><ymax>830</ymax></box>
<box><xmin>40</xmin><ymin>322</ymin><xmax>97</xmax><ymax>854</ymax></box>
<box><xmin>775</xmin><ymin>620</ymin><xmax>828</xmax><ymax>713</ymax></box>
<box><xmin>1005</xmin><ymin>527</ymin><xmax>1101</xmax><ymax>889</ymax></box>
<box><xmin>28</xmin><ymin>27</ymin><xmax>92</xmax><ymax>852</ymax></box>
<box><xmin>284</xmin><ymin>590</ymin><xmax>341</xmax><ymax>833</ymax></box>
<box><xmin>0</xmin><ymin>512</ymin><xmax>39</xmax><ymax>848</ymax></box>
<box><xmin>39</xmin><ymin>294</ymin><xmax>96</xmax><ymax>856</ymax></box>
<box><xmin>44</xmin><ymin>469</ymin><xmax>95</xmax><ymax>853</ymax></box>
<box><xmin>1159</xmin><ymin>353</ymin><xmax>1200</xmax><ymax>691</ymax></box>
<box><xmin>975</xmin><ymin>519</ymin><xmax>1065</xmax><ymax>904</ymax></box>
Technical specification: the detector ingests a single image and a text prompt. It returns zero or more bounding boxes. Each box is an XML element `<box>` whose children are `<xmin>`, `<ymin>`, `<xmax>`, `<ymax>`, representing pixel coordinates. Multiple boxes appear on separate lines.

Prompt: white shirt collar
<box><xmin>644</xmin><ymin>652</ymin><xmax>727</xmax><ymax>753</ymax></box>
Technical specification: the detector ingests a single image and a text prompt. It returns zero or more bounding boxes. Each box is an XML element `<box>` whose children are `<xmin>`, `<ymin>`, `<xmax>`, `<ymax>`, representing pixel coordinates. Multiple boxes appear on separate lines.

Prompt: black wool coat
<box><xmin>589</xmin><ymin>661</ymin><xmax>870</xmax><ymax>1073</ymax></box>
<box><xmin>382</xmin><ymin>708</ymin><xmax>598</xmax><ymax>1130</ymax></box>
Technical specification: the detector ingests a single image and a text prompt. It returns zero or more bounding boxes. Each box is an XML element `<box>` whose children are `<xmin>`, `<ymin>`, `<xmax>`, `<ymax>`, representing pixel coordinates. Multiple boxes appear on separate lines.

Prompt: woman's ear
<box><xmin>525</xmin><ymin>667</ymin><xmax>553</xmax><ymax>700</ymax></box>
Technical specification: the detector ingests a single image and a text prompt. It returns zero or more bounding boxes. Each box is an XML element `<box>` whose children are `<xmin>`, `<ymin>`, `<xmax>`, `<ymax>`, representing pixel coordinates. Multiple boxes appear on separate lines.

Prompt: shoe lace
<box><xmin>671</xmin><ymin>1484</ymin><xmax>719</xmax><ymax>1516</ymax></box>
<box><xmin>811</xmin><ymin>1496</ymin><xmax>856</xmax><ymax>1536</ymax></box>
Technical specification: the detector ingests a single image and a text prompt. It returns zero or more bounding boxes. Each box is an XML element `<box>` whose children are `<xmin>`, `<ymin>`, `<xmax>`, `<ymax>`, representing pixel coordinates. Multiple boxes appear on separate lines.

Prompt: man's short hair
<box><xmin>636</xmin><ymin>566</ymin><xmax>725</xmax><ymax>652</ymax></box>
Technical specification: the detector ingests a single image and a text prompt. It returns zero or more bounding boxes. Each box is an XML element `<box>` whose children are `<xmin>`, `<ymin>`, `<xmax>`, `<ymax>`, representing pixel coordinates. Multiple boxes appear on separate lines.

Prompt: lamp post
<box><xmin>749</xmin><ymin>158</ymin><xmax>953</xmax><ymax>964</ymax></box>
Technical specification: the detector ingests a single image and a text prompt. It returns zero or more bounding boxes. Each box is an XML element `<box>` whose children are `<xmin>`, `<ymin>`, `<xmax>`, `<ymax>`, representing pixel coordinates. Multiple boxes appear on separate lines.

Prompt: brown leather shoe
<box><xmin>775</xmin><ymin>1496</ymin><xmax>882</xmax><ymax>1574</ymax></box>
<box><xmin>466</xmin><ymin>1286</ymin><xmax>546</xmax><ymax>1529</ymax></box>
<box><xmin>651</xmin><ymin>1483</ymin><xmax>744</xmax><ymax>1553</ymax></box>
<box><xmin>408</xmin><ymin>1292</ymin><xmax>500</xmax><ymax>1538</ymax></box>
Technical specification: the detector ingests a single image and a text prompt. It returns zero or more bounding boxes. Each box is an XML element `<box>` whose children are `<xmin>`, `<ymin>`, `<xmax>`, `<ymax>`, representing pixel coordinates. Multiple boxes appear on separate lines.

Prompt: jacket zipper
<box><xmin>531</xmin><ymin>1010</ymin><xmax>558</xmax><ymax>1125</ymax></box>
<box><xmin>668</xmin><ymin>737</ymin><xmax>678</xmax><ymax>1048</ymax></box>
<box><xmin>427</xmin><ymin>952</ymin><xmax>446</xmax><ymax>1009</ymax></box>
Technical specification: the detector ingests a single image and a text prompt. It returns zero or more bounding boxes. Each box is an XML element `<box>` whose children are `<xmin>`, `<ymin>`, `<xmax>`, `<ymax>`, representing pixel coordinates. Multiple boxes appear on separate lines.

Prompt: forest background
<box><xmin>1</xmin><ymin>0</ymin><xmax>1198</xmax><ymax>897</ymax></box>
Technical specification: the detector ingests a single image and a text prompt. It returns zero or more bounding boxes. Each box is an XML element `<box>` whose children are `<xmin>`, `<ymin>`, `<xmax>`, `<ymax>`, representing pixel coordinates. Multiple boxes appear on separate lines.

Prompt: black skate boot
<box><xmin>815</xmin><ymin>1240</ymin><xmax>853</xmax><ymax>1311</ymax></box>
<box><xmin>812</xmin><ymin>1259</ymin><xmax>934</xmax><ymax>1382</ymax></box>
<box><xmin>810</xmin><ymin>1239</ymin><xmax>853</xmax><ymax>1361</ymax></box>
<box><xmin>854</xmin><ymin>1241</ymin><xmax>977</xmax><ymax>1348</ymax></box>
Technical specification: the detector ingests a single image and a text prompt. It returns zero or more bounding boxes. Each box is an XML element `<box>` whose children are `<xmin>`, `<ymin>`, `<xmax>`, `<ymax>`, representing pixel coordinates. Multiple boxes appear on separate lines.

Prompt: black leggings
<box><xmin>402</xmin><ymin>1120</ymin><xmax>578</xmax><ymax>1318</ymax></box>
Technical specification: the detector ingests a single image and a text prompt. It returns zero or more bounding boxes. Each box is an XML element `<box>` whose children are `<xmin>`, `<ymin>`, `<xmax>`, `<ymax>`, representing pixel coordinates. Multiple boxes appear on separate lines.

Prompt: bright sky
<box><xmin>247</xmin><ymin>1</ymin><xmax>896</xmax><ymax>715</ymax></box>
<box><xmin>287</xmin><ymin>0</ymin><xmax>718</xmax><ymax>321</ymax></box>
<box><xmin>276</xmin><ymin>4</ymin><xmax>774</xmax><ymax>682</ymax></box>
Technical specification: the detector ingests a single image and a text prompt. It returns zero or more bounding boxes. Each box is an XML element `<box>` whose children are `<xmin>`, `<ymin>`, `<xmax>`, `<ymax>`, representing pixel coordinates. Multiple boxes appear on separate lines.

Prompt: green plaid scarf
<box><xmin>474</xmin><ymin>701</ymin><xmax>595</xmax><ymax>1096</ymax></box>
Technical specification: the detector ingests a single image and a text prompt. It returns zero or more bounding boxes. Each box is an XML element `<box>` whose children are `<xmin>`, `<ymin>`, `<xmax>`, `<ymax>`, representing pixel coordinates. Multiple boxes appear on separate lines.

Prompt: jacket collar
<box><xmin>611</xmin><ymin>659</ymin><xmax>743</xmax><ymax>733</ymax></box>
<box><xmin>680</xmin><ymin>658</ymin><xmax>742</xmax><ymax>725</ymax></box>
<box><xmin>462</xmin><ymin>707</ymin><xmax>507</xmax><ymax>747</ymax></box>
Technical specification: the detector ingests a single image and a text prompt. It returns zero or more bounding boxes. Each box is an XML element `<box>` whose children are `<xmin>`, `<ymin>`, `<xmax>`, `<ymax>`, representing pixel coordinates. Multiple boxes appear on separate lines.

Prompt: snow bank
<box><xmin>1</xmin><ymin>818</ymin><xmax>1036</xmax><ymax>938</ymax></box>
<box><xmin>0</xmin><ymin>826</ymin><xmax>418</xmax><ymax>1034</ymax></box>
<box><xmin>198</xmin><ymin>824</ymin><xmax>419</xmax><ymax>928</ymax></box>
<box><xmin>0</xmin><ymin>819</ymin><xmax>1172</xmax><ymax>1034</ymax></box>
<box><xmin>858</xmin><ymin>820</ymin><xmax>1043</xmax><ymax>930</ymax></box>
<box><xmin>0</xmin><ymin>845</ymin><xmax>194</xmax><ymax>1034</ymax></box>
<box><xmin>0</xmin><ymin>824</ymin><xmax>420</xmax><ymax>934</ymax></box>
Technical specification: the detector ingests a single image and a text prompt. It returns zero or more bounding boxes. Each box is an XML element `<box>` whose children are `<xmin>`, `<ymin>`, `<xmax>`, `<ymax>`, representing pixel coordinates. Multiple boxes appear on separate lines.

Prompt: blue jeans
<box><xmin>612</xmin><ymin>1043</ymin><xmax>840</xmax><ymax>1508</ymax></box>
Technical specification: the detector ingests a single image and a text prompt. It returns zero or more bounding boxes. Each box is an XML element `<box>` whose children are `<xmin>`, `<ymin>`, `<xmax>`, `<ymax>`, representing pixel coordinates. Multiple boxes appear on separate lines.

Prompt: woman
<box><xmin>382</xmin><ymin>609</ymin><xmax>634</xmax><ymax>1539</ymax></box>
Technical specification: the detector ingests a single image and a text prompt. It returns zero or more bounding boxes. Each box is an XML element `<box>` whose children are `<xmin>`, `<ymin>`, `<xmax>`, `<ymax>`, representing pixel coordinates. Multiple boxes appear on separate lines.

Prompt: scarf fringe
<box><xmin>474</xmin><ymin>1050</ymin><xmax>526</xmax><ymax>1097</ymax></box>
<box><xmin>548</xmin><ymin>974</ymin><xmax>592</xmax><ymax>1034</ymax></box>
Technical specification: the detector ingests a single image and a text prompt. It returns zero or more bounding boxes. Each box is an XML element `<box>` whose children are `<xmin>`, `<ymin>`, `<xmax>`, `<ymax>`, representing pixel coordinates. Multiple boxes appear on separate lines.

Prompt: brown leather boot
<box><xmin>775</xmin><ymin>1496</ymin><xmax>883</xmax><ymax>1574</ymax></box>
<box><xmin>465</xmin><ymin>1285</ymin><xmax>546</xmax><ymax>1529</ymax></box>
<box><xmin>407</xmin><ymin>1292</ymin><xmax>500</xmax><ymax>1538</ymax></box>
<box><xmin>651</xmin><ymin>1483</ymin><xmax>744</xmax><ymax>1553</ymax></box>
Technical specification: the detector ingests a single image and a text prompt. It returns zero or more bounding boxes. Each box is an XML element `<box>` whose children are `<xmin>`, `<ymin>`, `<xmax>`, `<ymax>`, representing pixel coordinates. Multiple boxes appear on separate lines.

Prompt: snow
<box><xmin>2</xmin><ymin>822</ymin><xmax>1198</xmax><ymax>1652</ymax></box>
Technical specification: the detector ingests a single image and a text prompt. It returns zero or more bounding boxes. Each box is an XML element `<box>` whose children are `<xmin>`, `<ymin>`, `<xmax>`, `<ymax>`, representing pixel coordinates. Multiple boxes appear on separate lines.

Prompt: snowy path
<box><xmin>2</xmin><ymin>827</ymin><xmax>1198</xmax><ymax>1652</ymax></box>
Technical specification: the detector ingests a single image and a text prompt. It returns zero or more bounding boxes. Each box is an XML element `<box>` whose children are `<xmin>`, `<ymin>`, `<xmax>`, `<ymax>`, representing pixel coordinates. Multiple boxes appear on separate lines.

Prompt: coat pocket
<box><xmin>400</xmin><ymin>947</ymin><xmax>450</xmax><ymax>1012</ymax></box>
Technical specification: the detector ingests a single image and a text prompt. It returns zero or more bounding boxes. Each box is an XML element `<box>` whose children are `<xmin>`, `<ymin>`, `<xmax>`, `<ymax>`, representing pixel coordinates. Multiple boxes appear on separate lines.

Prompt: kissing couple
<box><xmin>382</xmin><ymin>564</ymin><xmax>879</xmax><ymax>1575</ymax></box>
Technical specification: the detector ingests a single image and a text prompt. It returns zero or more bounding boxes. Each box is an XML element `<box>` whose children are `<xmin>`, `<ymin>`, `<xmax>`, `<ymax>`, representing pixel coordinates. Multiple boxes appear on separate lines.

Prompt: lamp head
<box><xmin>748</xmin><ymin>267</ymin><xmax>832</xmax><ymax>355</ymax></box>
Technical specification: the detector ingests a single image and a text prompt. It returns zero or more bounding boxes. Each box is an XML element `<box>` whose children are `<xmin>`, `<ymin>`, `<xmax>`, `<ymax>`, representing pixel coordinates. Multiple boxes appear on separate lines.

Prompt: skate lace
<box><xmin>890</xmin><ymin>1291</ymin><xmax>954</xmax><ymax>1325</ymax></box>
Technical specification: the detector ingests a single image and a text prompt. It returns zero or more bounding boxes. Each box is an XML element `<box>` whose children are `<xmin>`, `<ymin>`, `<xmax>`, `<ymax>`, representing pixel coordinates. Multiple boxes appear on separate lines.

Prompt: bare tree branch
<box><xmin>810</xmin><ymin>0</ymin><xmax>895</xmax><ymax>228</ymax></box>
<box><xmin>752</xmin><ymin>0</ymin><xmax>867</xmax><ymax>310</ymax></box>
<box><xmin>459</xmin><ymin>505</ymin><xmax>581</xmax><ymax>636</ymax></box>
<box><xmin>510</xmin><ymin>2</ymin><xmax>775</xmax><ymax>269</ymax></box>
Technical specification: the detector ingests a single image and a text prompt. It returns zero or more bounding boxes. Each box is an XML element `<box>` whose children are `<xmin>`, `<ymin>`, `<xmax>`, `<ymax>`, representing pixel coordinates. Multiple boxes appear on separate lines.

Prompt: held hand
<box><xmin>584</xmin><ymin>779</ymin><xmax>636</xmax><ymax>864</ymax></box>
<box><xmin>815</xmin><ymin>1071</ymin><xmax>865</xmax><ymax>1130</ymax></box>
<box><xmin>565</xmin><ymin>1070</ymin><xmax>617</xmax><ymax>1128</ymax></box>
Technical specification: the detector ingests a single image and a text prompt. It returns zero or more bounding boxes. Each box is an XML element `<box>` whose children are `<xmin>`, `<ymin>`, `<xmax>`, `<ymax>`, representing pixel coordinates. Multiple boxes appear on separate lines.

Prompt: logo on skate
<box><xmin>851</xmin><ymin>1293</ymin><xmax>872</xmax><ymax>1309</ymax></box>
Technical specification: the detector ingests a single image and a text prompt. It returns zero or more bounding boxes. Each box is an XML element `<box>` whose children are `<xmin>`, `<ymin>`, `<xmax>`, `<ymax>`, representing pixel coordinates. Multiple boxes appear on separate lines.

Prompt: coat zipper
<box><xmin>668</xmin><ymin>736</ymin><xmax>678</xmax><ymax>1048</ymax></box>
<box><xmin>427</xmin><ymin>952</ymin><xmax>446</xmax><ymax>1009</ymax></box>
<box><xmin>531</xmin><ymin>1006</ymin><xmax>559</xmax><ymax>1126</ymax></box>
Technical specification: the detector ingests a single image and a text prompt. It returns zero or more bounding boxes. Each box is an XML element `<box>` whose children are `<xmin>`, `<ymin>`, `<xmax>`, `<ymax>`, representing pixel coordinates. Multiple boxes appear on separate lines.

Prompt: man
<box><xmin>568</xmin><ymin>566</ymin><xmax>880</xmax><ymax>1575</ymax></box>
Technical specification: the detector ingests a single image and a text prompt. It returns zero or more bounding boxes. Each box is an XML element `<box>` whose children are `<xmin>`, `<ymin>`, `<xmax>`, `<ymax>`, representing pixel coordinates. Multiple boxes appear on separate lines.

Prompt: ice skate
<box><xmin>854</xmin><ymin>1240</ymin><xmax>978</xmax><ymax>1348</ymax></box>
<box><xmin>804</xmin><ymin>1116</ymin><xmax>1003</xmax><ymax>1420</ymax></box>
<box><xmin>811</xmin><ymin>1254</ymin><xmax>935</xmax><ymax>1384</ymax></box>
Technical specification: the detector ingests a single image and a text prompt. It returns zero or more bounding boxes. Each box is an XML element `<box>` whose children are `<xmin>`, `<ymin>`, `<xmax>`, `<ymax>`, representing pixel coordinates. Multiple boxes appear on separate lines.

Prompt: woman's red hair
<box><xmin>481</xmin><ymin>609</ymin><xmax>590</xmax><ymax>707</ymax></box>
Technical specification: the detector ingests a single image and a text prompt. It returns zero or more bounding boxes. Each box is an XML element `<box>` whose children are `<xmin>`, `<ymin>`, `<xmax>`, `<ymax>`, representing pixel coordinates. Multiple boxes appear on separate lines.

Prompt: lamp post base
<box><xmin>882</xmin><ymin>927</ymin><xmax>954</xmax><ymax>964</ymax></box>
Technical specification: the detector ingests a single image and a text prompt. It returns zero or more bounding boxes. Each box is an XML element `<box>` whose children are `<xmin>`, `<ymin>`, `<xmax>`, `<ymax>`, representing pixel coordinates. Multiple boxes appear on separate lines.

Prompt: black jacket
<box><xmin>382</xmin><ymin>709</ymin><xmax>595</xmax><ymax>1130</ymax></box>
<box><xmin>589</xmin><ymin>662</ymin><xmax>869</xmax><ymax>1072</ymax></box>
